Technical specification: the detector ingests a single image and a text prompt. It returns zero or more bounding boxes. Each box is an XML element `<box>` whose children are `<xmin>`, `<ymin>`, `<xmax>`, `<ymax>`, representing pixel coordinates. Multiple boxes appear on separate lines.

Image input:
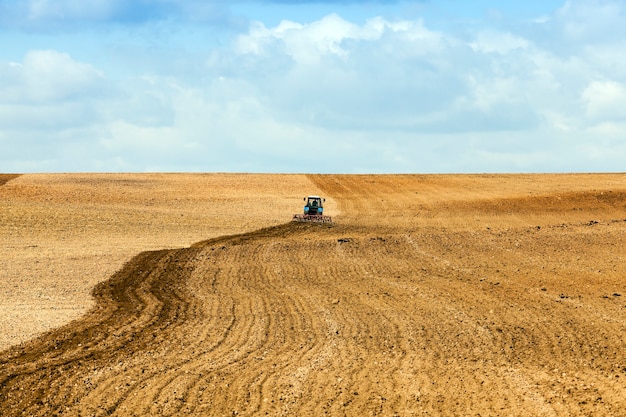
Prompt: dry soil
<box><xmin>1</xmin><ymin>173</ymin><xmax>625</xmax><ymax>416</ymax></box>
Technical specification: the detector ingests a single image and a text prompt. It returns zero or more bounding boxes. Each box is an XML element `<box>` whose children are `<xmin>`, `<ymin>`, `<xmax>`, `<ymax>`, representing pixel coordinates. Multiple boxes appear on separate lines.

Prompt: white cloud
<box><xmin>556</xmin><ymin>0</ymin><xmax>626</xmax><ymax>42</ymax></box>
<box><xmin>581</xmin><ymin>80</ymin><xmax>626</xmax><ymax>122</ymax></box>
<box><xmin>235</xmin><ymin>14</ymin><xmax>446</xmax><ymax>65</ymax></box>
<box><xmin>3</xmin><ymin>1</ymin><xmax>626</xmax><ymax>173</ymax></box>
<box><xmin>232</xmin><ymin>14</ymin><xmax>547</xmax><ymax>134</ymax></box>
<box><xmin>470</xmin><ymin>31</ymin><xmax>530</xmax><ymax>54</ymax></box>
<box><xmin>0</xmin><ymin>50</ymin><xmax>105</xmax><ymax>104</ymax></box>
<box><xmin>236</xmin><ymin>14</ymin><xmax>370</xmax><ymax>64</ymax></box>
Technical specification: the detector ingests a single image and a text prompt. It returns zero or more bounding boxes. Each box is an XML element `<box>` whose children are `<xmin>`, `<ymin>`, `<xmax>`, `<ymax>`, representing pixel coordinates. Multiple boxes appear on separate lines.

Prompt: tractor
<box><xmin>292</xmin><ymin>195</ymin><xmax>332</xmax><ymax>223</ymax></box>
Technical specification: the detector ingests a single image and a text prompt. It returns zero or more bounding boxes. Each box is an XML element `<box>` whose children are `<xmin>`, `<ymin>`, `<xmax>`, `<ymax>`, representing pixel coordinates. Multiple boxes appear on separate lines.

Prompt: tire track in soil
<box><xmin>1</xmin><ymin>175</ymin><xmax>626</xmax><ymax>416</ymax></box>
<box><xmin>308</xmin><ymin>174</ymin><xmax>626</xmax><ymax>416</ymax></box>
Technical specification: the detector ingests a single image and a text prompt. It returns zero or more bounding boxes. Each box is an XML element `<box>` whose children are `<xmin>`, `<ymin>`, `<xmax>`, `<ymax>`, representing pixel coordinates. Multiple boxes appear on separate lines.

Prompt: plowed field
<box><xmin>1</xmin><ymin>173</ymin><xmax>625</xmax><ymax>416</ymax></box>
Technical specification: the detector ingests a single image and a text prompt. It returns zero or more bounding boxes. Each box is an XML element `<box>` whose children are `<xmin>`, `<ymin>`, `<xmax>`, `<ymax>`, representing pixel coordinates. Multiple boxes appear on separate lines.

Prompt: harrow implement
<box><xmin>292</xmin><ymin>214</ymin><xmax>332</xmax><ymax>223</ymax></box>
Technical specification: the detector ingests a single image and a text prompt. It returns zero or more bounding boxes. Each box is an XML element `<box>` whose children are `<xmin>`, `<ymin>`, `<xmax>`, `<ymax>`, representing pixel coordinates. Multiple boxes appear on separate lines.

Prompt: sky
<box><xmin>1</xmin><ymin>0</ymin><xmax>626</xmax><ymax>173</ymax></box>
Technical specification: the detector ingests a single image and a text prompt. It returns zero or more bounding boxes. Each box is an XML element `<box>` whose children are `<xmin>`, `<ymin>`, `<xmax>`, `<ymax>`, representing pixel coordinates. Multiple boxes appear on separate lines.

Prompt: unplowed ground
<box><xmin>1</xmin><ymin>173</ymin><xmax>625</xmax><ymax>416</ymax></box>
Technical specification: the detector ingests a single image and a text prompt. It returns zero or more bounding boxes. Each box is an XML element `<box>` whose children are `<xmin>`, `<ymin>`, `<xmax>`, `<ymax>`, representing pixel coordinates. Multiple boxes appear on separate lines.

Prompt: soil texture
<box><xmin>1</xmin><ymin>173</ymin><xmax>625</xmax><ymax>416</ymax></box>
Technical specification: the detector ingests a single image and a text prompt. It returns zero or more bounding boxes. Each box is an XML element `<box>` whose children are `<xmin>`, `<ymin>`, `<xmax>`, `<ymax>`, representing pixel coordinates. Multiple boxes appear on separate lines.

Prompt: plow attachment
<box><xmin>292</xmin><ymin>214</ymin><xmax>332</xmax><ymax>223</ymax></box>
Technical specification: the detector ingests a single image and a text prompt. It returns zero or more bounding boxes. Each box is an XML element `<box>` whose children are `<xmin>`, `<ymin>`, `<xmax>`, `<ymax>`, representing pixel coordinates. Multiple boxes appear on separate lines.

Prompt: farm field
<box><xmin>1</xmin><ymin>173</ymin><xmax>625</xmax><ymax>416</ymax></box>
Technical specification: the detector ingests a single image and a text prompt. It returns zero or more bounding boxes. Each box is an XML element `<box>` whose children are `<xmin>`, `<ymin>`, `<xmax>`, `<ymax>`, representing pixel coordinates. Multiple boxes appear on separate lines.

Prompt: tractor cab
<box><xmin>304</xmin><ymin>196</ymin><xmax>325</xmax><ymax>215</ymax></box>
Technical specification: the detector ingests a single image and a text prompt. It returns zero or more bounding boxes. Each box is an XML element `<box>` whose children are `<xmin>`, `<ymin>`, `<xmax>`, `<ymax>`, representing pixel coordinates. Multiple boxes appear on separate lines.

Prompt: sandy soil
<box><xmin>1</xmin><ymin>173</ymin><xmax>625</xmax><ymax>416</ymax></box>
<box><xmin>0</xmin><ymin>173</ymin><xmax>328</xmax><ymax>349</ymax></box>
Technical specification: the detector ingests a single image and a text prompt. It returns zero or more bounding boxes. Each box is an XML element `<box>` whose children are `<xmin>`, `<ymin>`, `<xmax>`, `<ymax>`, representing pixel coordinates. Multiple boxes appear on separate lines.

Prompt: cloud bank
<box><xmin>1</xmin><ymin>0</ymin><xmax>626</xmax><ymax>172</ymax></box>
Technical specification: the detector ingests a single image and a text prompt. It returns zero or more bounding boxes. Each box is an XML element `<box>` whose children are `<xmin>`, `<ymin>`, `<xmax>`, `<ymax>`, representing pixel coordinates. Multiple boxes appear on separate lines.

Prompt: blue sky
<box><xmin>1</xmin><ymin>0</ymin><xmax>626</xmax><ymax>173</ymax></box>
